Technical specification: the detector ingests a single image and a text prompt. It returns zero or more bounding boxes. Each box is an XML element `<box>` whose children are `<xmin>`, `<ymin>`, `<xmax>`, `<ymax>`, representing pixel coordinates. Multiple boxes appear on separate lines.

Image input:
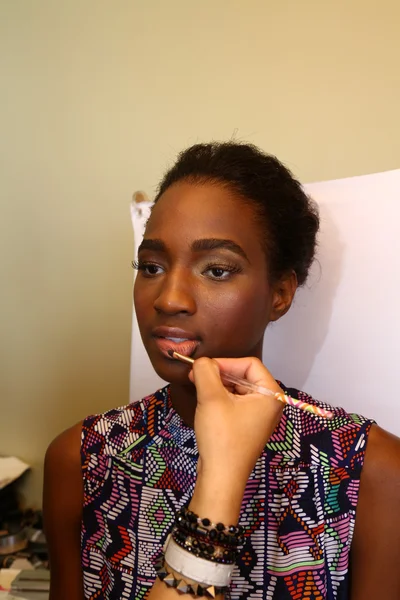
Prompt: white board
<box><xmin>130</xmin><ymin>170</ymin><xmax>400</xmax><ymax>436</ymax></box>
<box><xmin>130</xmin><ymin>199</ymin><xmax>165</xmax><ymax>400</ymax></box>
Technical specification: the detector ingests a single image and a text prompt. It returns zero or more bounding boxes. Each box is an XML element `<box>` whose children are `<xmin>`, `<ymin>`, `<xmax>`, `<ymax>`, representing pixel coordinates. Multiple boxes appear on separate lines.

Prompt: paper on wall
<box><xmin>0</xmin><ymin>456</ymin><xmax>30</xmax><ymax>490</ymax></box>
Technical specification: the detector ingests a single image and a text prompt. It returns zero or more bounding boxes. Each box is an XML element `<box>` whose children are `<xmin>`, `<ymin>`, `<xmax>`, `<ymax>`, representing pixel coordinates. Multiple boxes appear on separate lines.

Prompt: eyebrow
<box><xmin>191</xmin><ymin>238</ymin><xmax>249</xmax><ymax>262</ymax></box>
<box><xmin>138</xmin><ymin>237</ymin><xmax>249</xmax><ymax>262</ymax></box>
<box><xmin>138</xmin><ymin>238</ymin><xmax>165</xmax><ymax>253</ymax></box>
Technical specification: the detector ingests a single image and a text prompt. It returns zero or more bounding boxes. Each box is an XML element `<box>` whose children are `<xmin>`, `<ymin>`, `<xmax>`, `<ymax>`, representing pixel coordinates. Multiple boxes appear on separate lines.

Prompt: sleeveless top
<box><xmin>81</xmin><ymin>385</ymin><xmax>374</xmax><ymax>600</ymax></box>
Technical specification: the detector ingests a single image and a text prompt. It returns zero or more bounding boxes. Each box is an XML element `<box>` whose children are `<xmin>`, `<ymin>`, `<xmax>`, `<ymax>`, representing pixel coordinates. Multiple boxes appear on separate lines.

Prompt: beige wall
<box><xmin>1</xmin><ymin>0</ymin><xmax>399</xmax><ymax>508</ymax></box>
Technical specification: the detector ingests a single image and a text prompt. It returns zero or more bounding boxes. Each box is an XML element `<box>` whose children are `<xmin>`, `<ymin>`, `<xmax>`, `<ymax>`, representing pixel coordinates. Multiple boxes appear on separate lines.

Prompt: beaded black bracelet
<box><xmin>175</xmin><ymin>507</ymin><xmax>245</xmax><ymax>547</ymax></box>
<box><xmin>173</xmin><ymin>524</ymin><xmax>239</xmax><ymax>552</ymax></box>
<box><xmin>173</xmin><ymin>526</ymin><xmax>238</xmax><ymax>557</ymax></box>
<box><xmin>171</xmin><ymin>528</ymin><xmax>237</xmax><ymax>564</ymax></box>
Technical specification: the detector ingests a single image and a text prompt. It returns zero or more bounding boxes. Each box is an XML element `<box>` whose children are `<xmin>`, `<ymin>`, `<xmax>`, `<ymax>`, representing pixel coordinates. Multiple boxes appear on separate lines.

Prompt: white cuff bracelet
<box><xmin>164</xmin><ymin>537</ymin><xmax>234</xmax><ymax>587</ymax></box>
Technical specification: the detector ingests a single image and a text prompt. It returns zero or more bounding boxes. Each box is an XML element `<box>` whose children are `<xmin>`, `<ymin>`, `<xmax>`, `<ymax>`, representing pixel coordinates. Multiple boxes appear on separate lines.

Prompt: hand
<box><xmin>188</xmin><ymin>357</ymin><xmax>284</xmax><ymax>522</ymax></box>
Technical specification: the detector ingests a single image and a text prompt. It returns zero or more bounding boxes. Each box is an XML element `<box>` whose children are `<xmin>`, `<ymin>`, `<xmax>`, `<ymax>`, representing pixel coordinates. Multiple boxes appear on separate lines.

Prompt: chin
<box><xmin>150</xmin><ymin>357</ymin><xmax>194</xmax><ymax>387</ymax></box>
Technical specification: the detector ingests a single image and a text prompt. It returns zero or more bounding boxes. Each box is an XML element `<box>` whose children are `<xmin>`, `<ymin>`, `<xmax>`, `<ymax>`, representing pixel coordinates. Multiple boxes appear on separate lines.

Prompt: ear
<box><xmin>269</xmin><ymin>271</ymin><xmax>298</xmax><ymax>322</ymax></box>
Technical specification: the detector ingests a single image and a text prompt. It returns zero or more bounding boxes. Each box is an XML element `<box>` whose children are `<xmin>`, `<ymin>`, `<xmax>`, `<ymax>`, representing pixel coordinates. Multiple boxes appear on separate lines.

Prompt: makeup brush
<box><xmin>168</xmin><ymin>350</ymin><xmax>334</xmax><ymax>419</ymax></box>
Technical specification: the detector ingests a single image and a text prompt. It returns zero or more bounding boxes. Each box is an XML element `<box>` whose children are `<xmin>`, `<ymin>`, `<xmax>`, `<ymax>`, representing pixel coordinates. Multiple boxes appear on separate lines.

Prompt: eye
<box><xmin>131</xmin><ymin>260</ymin><xmax>164</xmax><ymax>277</ymax></box>
<box><xmin>203</xmin><ymin>264</ymin><xmax>241</xmax><ymax>281</ymax></box>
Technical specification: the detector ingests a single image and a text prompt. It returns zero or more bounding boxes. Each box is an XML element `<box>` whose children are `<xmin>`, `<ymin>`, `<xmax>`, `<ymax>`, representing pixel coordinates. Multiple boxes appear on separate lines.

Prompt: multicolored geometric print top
<box><xmin>81</xmin><ymin>385</ymin><xmax>374</xmax><ymax>600</ymax></box>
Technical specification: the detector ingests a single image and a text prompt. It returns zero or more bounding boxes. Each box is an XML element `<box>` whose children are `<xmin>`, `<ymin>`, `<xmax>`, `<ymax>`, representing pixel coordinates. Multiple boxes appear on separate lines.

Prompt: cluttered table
<box><xmin>0</xmin><ymin>457</ymin><xmax>49</xmax><ymax>600</ymax></box>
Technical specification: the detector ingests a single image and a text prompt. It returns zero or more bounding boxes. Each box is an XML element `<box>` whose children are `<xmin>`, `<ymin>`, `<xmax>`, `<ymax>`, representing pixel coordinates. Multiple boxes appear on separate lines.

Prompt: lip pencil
<box><xmin>168</xmin><ymin>350</ymin><xmax>334</xmax><ymax>419</ymax></box>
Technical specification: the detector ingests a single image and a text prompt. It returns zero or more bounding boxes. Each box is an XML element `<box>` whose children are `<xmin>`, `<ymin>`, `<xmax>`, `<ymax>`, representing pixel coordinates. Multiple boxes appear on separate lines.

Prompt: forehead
<box><xmin>146</xmin><ymin>181</ymin><xmax>264</xmax><ymax>256</ymax></box>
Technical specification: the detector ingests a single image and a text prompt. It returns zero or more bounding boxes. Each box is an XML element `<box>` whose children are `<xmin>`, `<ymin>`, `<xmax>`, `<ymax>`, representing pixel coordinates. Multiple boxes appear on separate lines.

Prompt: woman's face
<box><xmin>134</xmin><ymin>181</ymin><xmax>290</xmax><ymax>384</ymax></box>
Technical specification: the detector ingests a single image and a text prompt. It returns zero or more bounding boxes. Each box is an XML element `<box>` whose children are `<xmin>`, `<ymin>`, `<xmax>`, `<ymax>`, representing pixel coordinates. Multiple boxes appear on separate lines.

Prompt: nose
<box><xmin>153</xmin><ymin>270</ymin><xmax>197</xmax><ymax>315</ymax></box>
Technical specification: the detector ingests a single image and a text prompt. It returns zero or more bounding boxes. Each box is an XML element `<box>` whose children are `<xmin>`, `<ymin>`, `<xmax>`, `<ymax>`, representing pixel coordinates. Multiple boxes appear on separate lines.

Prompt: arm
<box><xmin>43</xmin><ymin>421</ymin><xmax>84</xmax><ymax>600</ymax></box>
<box><xmin>147</xmin><ymin>357</ymin><xmax>284</xmax><ymax>599</ymax></box>
<box><xmin>146</xmin><ymin>473</ymin><xmax>245</xmax><ymax>600</ymax></box>
<box><xmin>351</xmin><ymin>424</ymin><xmax>400</xmax><ymax>599</ymax></box>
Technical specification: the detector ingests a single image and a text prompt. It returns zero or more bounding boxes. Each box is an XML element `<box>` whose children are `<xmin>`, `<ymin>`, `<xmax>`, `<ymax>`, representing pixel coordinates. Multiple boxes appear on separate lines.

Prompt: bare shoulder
<box><xmin>361</xmin><ymin>423</ymin><xmax>400</xmax><ymax>480</ymax></box>
<box><xmin>351</xmin><ymin>424</ymin><xmax>400</xmax><ymax>599</ymax></box>
<box><xmin>45</xmin><ymin>421</ymin><xmax>83</xmax><ymax>473</ymax></box>
<box><xmin>43</xmin><ymin>420</ymin><xmax>84</xmax><ymax>531</ymax></box>
<box><xmin>44</xmin><ymin>422</ymin><xmax>85</xmax><ymax>600</ymax></box>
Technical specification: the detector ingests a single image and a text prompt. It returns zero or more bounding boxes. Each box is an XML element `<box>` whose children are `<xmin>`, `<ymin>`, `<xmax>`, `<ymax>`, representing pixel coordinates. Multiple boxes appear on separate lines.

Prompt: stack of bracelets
<box><xmin>156</xmin><ymin>506</ymin><xmax>245</xmax><ymax>597</ymax></box>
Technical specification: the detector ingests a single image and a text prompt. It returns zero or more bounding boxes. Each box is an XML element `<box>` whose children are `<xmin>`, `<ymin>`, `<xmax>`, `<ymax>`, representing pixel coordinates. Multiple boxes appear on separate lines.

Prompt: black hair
<box><xmin>155</xmin><ymin>142</ymin><xmax>319</xmax><ymax>286</ymax></box>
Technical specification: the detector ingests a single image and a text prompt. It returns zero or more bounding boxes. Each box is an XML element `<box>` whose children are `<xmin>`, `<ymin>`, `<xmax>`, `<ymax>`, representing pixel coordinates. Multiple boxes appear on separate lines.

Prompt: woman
<box><xmin>44</xmin><ymin>142</ymin><xmax>400</xmax><ymax>600</ymax></box>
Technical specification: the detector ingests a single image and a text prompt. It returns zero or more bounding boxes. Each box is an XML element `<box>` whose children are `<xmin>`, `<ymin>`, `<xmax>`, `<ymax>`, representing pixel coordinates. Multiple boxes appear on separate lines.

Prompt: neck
<box><xmin>169</xmin><ymin>381</ymin><xmax>197</xmax><ymax>428</ymax></box>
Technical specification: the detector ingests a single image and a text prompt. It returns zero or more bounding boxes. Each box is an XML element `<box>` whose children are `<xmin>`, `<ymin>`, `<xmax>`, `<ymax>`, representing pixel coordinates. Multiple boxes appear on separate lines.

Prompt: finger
<box><xmin>212</xmin><ymin>357</ymin><xmax>282</xmax><ymax>393</ymax></box>
<box><xmin>191</xmin><ymin>357</ymin><xmax>228</xmax><ymax>403</ymax></box>
<box><xmin>188</xmin><ymin>365</ymin><xmax>235</xmax><ymax>393</ymax></box>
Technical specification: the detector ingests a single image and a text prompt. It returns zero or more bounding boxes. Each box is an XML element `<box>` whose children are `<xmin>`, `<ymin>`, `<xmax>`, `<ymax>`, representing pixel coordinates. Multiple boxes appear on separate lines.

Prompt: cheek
<box><xmin>133</xmin><ymin>281</ymin><xmax>151</xmax><ymax>326</ymax></box>
<box><xmin>201</xmin><ymin>284</ymin><xmax>271</xmax><ymax>339</ymax></box>
<box><xmin>133</xmin><ymin>284</ymin><xmax>140</xmax><ymax>314</ymax></box>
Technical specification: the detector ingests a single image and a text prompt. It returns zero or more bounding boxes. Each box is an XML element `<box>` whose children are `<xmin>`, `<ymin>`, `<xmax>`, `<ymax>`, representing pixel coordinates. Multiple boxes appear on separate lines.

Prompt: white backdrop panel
<box><xmin>130</xmin><ymin>170</ymin><xmax>400</xmax><ymax>436</ymax></box>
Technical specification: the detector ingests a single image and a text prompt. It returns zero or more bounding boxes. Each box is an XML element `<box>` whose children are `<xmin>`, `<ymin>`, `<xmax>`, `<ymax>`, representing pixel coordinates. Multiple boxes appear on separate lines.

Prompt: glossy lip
<box><xmin>151</xmin><ymin>326</ymin><xmax>201</xmax><ymax>360</ymax></box>
<box><xmin>151</xmin><ymin>326</ymin><xmax>200</xmax><ymax>341</ymax></box>
<box><xmin>155</xmin><ymin>337</ymin><xmax>200</xmax><ymax>359</ymax></box>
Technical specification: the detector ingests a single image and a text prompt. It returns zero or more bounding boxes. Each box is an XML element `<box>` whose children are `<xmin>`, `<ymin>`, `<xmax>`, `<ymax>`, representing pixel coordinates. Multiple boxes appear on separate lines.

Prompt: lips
<box><xmin>152</xmin><ymin>327</ymin><xmax>200</xmax><ymax>358</ymax></box>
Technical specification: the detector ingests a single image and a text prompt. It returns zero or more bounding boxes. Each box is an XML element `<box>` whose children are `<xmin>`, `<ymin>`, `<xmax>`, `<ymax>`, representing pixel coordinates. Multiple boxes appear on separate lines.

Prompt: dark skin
<box><xmin>44</xmin><ymin>181</ymin><xmax>400</xmax><ymax>599</ymax></box>
<box><xmin>134</xmin><ymin>182</ymin><xmax>295</xmax><ymax>424</ymax></box>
